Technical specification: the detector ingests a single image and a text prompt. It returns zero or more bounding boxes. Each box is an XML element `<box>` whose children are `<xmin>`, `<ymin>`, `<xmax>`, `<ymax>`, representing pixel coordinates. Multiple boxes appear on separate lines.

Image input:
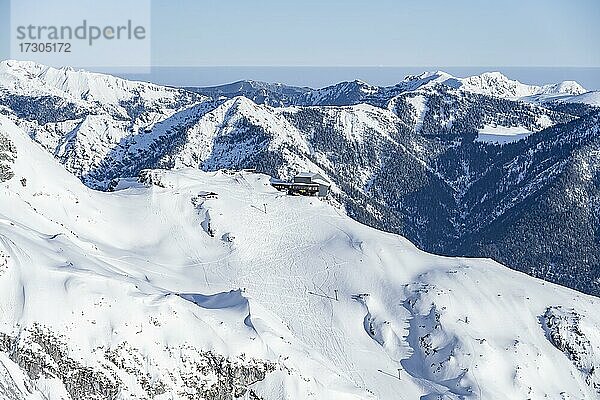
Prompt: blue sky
<box><xmin>1</xmin><ymin>0</ymin><xmax>599</xmax><ymax>67</ymax></box>
<box><xmin>0</xmin><ymin>0</ymin><xmax>599</xmax><ymax>88</ymax></box>
<box><xmin>149</xmin><ymin>0</ymin><xmax>600</xmax><ymax>67</ymax></box>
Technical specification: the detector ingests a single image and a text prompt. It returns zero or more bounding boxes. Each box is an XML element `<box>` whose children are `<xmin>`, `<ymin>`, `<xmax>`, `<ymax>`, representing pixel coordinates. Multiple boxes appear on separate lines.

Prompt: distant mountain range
<box><xmin>187</xmin><ymin>69</ymin><xmax>594</xmax><ymax>107</ymax></box>
<box><xmin>1</xmin><ymin>60</ymin><xmax>599</xmax><ymax>297</ymax></box>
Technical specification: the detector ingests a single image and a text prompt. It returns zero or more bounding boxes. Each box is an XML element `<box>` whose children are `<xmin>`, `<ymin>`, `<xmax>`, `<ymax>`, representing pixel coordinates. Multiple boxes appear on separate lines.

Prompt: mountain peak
<box><xmin>539</xmin><ymin>80</ymin><xmax>587</xmax><ymax>95</ymax></box>
<box><xmin>398</xmin><ymin>70</ymin><xmax>459</xmax><ymax>92</ymax></box>
<box><xmin>478</xmin><ymin>71</ymin><xmax>511</xmax><ymax>79</ymax></box>
<box><xmin>459</xmin><ymin>72</ymin><xmax>588</xmax><ymax>100</ymax></box>
<box><xmin>458</xmin><ymin>72</ymin><xmax>538</xmax><ymax>99</ymax></box>
<box><xmin>403</xmin><ymin>70</ymin><xmax>454</xmax><ymax>82</ymax></box>
<box><xmin>351</xmin><ymin>78</ymin><xmax>371</xmax><ymax>85</ymax></box>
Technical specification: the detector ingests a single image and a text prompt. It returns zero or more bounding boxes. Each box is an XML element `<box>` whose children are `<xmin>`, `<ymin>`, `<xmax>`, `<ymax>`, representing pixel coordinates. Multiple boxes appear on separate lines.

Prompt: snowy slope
<box><xmin>561</xmin><ymin>91</ymin><xmax>600</xmax><ymax>106</ymax></box>
<box><xmin>1</xmin><ymin>116</ymin><xmax>600</xmax><ymax>399</ymax></box>
<box><xmin>169</xmin><ymin>97</ymin><xmax>313</xmax><ymax>174</ymax></box>
<box><xmin>0</xmin><ymin>116</ymin><xmax>367</xmax><ymax>400</ymax></box>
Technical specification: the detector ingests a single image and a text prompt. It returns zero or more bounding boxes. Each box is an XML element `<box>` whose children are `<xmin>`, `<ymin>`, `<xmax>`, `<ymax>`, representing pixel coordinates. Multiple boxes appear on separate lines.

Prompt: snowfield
<box><xmin>475</xmin><ymin>125</ymin><xmax>533</xmax><ymax>144</ymax></box>
<box><xmin>404</xmin><ymin>95</ymin><xmax>428</xmax><ymax>133</ymax></box>
<box><xmin>1</xmin><ymin>115</ymin><xmax>600</xmax><ymax>399</ymax></box>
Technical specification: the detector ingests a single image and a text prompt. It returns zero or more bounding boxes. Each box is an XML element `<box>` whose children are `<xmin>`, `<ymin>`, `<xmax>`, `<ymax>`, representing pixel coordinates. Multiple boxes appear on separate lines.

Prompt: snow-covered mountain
<box><xmin>0</xmin><ymin>60</ymin><xmax>206</xmax><ymax>118</ymax></box>
<box><xmin>2</xmin><ymin>115</ymin><xmax>600</xmax><ymax>399</ymax></box>
<box><xmin>457</xmin><ymin>71</ymin><xmax>587</xmax><ymax>100</ymax></box>
<box><xmin>191</xmin><ymin>70</ymin><xmax>597</xmax><ymax>107</ymax></box>
<box><xmin>188</xmin><ymin>80</ymin><xmax>311</xmax><ymax>108</ymax></box>
<box><xmin>0</xmin><ymin>60</ymin><xmax>214</xmax><ymax>188</ymax></box>
<box><xmin>1</xmin><ymin>60</ymin><xmax>599</xmax><ymax>299</ymax></box>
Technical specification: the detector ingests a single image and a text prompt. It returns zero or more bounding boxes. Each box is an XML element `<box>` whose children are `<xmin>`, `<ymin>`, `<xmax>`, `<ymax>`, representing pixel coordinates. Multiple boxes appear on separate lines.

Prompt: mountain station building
<box><xmin>272</xmin><ymin>172</ymin><xmax>331</xmax><ymax>197</ymax></box>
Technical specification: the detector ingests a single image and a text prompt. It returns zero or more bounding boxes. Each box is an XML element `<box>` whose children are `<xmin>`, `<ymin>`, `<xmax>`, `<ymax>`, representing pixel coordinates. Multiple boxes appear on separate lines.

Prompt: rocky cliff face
<box><xmin>0</xmin><ymin>133</ymin><xmax>15</xmax><ymax>182</ymax></box>
<box><xmin>542</xmin><ymin>306</ymin><xmax>600</xmax><ymax>394</ymax></box>
<box><xmin>0</xmin><ymin>325</ymin><xmax>276</xmax><ymax>400</ymax></box>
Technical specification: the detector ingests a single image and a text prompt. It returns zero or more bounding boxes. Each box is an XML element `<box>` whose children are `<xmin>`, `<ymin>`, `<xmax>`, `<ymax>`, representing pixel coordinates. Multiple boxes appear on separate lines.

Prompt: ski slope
<box><xmin>1</xmin><ymin>115</ymin><xmax>600</xmax><ymax>399</ymax></box>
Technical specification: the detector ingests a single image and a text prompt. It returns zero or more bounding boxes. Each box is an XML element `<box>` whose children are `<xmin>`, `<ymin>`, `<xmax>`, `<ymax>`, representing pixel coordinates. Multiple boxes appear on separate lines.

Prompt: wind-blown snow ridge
<box><xmin>1</xmin><ymin>115</ymin><xmax>600</xmax><ymax>399</ymax></box>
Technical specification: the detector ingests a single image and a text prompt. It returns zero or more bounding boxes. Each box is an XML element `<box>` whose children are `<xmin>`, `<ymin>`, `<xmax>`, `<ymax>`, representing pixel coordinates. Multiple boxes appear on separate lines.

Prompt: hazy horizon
<box><xmin>1</xmin><ymin>1</ymin><xmax>599</xmax><ymax>75</ymax></box>
<box><xmin>109</xmin><ymin>66</ymin><xmax>600</xmax><ymax>91</ymax></box>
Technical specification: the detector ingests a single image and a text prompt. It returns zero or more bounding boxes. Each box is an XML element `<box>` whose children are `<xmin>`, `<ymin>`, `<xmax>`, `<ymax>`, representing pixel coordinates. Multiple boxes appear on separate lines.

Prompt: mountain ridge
<box><xmin>1</xmin><ymin>60</ymin><xmax>599</xmax><ymax>298</ymax></box>
<box><xmin>188</xmin><ymin>68</ymin><xmax>596</xmax><ymax>107</ymax></box>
